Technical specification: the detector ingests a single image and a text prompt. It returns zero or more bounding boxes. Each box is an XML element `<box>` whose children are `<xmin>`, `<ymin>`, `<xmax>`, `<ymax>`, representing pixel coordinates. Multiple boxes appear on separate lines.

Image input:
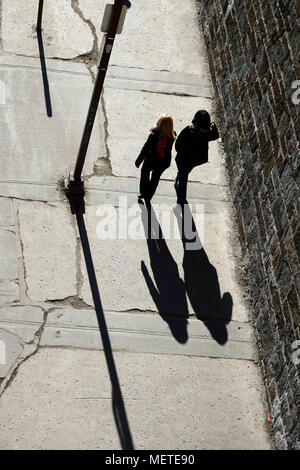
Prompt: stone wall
<box><xmin>197</xmin><ymin>0</ymin><xmax>300</xmax><ymax>449</ymax></box>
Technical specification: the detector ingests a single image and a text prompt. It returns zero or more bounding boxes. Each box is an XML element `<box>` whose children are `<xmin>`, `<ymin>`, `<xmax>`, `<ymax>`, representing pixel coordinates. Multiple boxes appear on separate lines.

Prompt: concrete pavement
<box><xmin>0</xmin><ymin>0</ymin><xmax>273</xmax><ymax>449</ymax></box>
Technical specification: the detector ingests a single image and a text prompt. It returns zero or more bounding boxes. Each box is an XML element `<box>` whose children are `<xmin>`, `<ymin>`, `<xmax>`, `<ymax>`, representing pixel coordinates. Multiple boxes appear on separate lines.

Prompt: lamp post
<box><xmin>66</xmin><ymin>0</ymin><xmax>130</xmax><ymax>202</ymax></box>
<box><xmin>37</xmin><ymin>0</ymin><xmax>44</xmax><ymax>31</ymax></box>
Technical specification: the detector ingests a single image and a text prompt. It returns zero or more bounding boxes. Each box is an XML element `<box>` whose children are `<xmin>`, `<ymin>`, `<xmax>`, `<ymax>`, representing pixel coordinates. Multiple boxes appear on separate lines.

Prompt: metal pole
<box><xmin>37</xmin><ymin>0</ymin><xmax>44</xmax><ymax>31</ymax></box>
<box><xmin>73</xmin><ymin>0</ymin><xmax>125</xmax><ymax>182</ymax></box>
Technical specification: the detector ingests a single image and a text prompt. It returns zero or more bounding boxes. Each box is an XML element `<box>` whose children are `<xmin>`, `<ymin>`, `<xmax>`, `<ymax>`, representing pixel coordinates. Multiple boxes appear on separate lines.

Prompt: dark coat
<box><xmin>175</xmin><ymin>123</ymin><xmax>219</xmax><ymax>167</ymax></box>
<box><xmin>135</xmin><ymin>128</ymin><xmax>176</xmax><ymax>170</ymax></box>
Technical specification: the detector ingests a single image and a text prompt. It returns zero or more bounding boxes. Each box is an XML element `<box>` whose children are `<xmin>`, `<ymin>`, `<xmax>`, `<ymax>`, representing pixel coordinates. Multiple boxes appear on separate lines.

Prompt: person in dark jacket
<box><xmin>135</xmin><ymin>114</ymin><xmax>176</xmax><ymax>204</ymax></box>
<box><xmin>174</xmin><ymin>110</ymin><xmax>219</xmax><ymax>207</ymax></box>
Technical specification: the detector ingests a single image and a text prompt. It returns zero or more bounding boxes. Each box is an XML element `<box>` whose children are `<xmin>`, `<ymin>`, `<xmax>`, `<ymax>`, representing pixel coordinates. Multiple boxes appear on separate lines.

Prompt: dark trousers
<box><xmin>140</xmin><ymin>163</ymin><xmax>164</xmax><ymax>201</ymax></box>
<box><xmin>174</xmin><ymin>163</ymin><xmax>195</xmax><ymax>204</ymax></box>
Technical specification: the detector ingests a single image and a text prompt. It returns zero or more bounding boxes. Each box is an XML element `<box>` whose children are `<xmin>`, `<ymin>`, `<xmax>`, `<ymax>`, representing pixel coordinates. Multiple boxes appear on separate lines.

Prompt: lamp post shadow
<box><xmin>74</xmin><ymin>202</ymin><xmax>134</xmax><ymax>450</ymax></box>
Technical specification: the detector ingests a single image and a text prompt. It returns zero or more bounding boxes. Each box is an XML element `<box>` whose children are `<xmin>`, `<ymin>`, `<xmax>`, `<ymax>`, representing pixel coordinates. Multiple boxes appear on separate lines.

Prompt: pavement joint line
<box><xmin>87</xmin><ymin>181</ymin><xmax>229</xmax><ymax>190</ymax></box>
<box><xmin>86</xmin><ymin>191</ymin><xmax>229</xmax><ymax>203</ymax></box>
<box><xmin>37</xmin><ymin>324</ymin><xmax>254</xmax><ymax>344</ymax></box>
<box><xmin>37</xmin><ymin>342</ymin><xmax>255</xmax><ymax>360</ymax></box>
<box><xmin>1</xmin><ymin>315</ymin><xmax>255</xmax><ymax>361</ymax></box>
<box><xmin>0</xmin><ymin>182</ymin><xmax>229</xmax><ymax>203</ymax></box>
<box><xmin>0</xmin><ymin>61</ymin><xmax>205</xmax><ymax>85</ymax></box>
<box><xmin>0</xmin><ymin>316</ymin><xmax>250</xmax><ymax>326</ymax></box>
<box><xmin>126</xmin><ymin>88</ymin><xmax>212</xmax><ymax>99</ymax></box>
<box><xmin>0</xmin><ymin>178</ymin><xmax>228</xmax><ymax>188</ymax></box>
<box><xmin>0</xmin><ymin>180</ymin><xmax>58</xmax><ymax>186</ymax></box>
<box><xmin>0</xmin><ymin>61</ymin><xmax>211</xmax><ymax>97</ymax></box>
<box><xmin>107</xmin><ymin>75</ymin><xmax>206</xmax><ymax>87</ymax></box>
<box><xmin>0</xmin><ymin>62</ymin><xmax>90</xmax><ymax>76</ymax></box>
<box><xmin>0</xmin><ymin>318</ymin><xmax>253</xmax><ymax>344</ymax></box>
<box><xmin>0</xmin><ymin>319</ymin><xmax>44</xmax><ymax>326</ymax></box>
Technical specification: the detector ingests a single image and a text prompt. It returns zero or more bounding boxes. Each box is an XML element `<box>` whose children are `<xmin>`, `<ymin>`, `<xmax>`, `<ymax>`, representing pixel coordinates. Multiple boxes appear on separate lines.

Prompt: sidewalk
<box><xmin>0</xmin><ymin>0</ymin><xmax>273</xmax><ymax>449</ymax></box>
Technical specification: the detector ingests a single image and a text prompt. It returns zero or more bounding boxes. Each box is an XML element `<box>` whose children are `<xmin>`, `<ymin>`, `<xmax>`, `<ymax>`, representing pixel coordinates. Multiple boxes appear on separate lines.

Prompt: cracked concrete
<box><xmin>2</xmin><ymin>0</ymin><xmax>94</xmax><ymax>59</ymax></box>
<box><xmin>0</xmin><ymin>348</ymin><xmax>272</xmax><ymax>450</ymax></box>
<box><xmin>0</xmin><ymin>305</ymin><xmax>47</xmax><ymax>396</ymax></box>
<box><xmin>78</xmin><ymin>0</ymin><xmax>209</xmax><ymax>74</ymax></box>
<box><xmin>0</xmin><ymin>230</ymin><xmax>18</xmax><ymax>281</ymax></box>
<box><xmin>99</xmin><ymin>86</ymin><xmax>224</xmax><ymax>182</ymax></box>
<box><xmin>78</xmin><ymin>205</ymin><xmax>250</xmax><ymax>322</ymax></box>
<box><xmin>39</xmin><ymin>308</ymin><xmax>257</xmax><ymax>360</ymax></box>
<box><xmin>16</xmin><ymin>201</ymin><xmax>29</xmax><ymax>304</ymax></box>
<box><xmin>17</xmin><ymin>201</ymin><xmax>77</xmax><ymax>302</ymax></box>
<box><xmin>0</xmin><ymin>55</ymin><xmax>103</xmax><ymax>183</ymax></box>
<box><xmin>0</xmin><ymin>198</ymin><xmax>14</xmax><ymax>226</ymax></box>
<box><xmin>98</xmin><ymin>92</ymin><xmax>113</xmax><ymax>176</ymax></box>
<box><xmin>71</xmin><ymin>0</ymin><xmax>98</xmax><ymax>60</ymax></box>
<box><xmin>0</xmin><ymin>0</ymin><xmax>272</xmax><ymax>450</ymax></box>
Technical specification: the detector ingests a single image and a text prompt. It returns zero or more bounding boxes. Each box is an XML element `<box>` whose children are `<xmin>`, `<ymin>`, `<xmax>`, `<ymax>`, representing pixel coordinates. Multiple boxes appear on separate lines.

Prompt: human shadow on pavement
<box><xmin>140</xmin><ymin>203</ymin><xmax>189</xmax><ymax>344</ymax></box>
<box><xmin>37</xmin><ymin>0</ymin><xmax>52</xmax><ymax>117</ymax></box>
<box><xmin>175</xmin><ymin>204</ymin><xmax>233</xmax><ymax>345</ymax></box>
<box><xmin>75</xmin><ymin>204</ymin><xmax>134</xmax><ymax>450</ymax></box>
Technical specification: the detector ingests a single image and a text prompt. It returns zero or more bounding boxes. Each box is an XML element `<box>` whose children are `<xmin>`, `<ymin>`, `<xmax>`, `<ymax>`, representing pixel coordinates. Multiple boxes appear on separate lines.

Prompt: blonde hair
<box><xmin>156</xmin><ymin>114</ymin><xmax>176</xmax><ymax>139</ymax></box>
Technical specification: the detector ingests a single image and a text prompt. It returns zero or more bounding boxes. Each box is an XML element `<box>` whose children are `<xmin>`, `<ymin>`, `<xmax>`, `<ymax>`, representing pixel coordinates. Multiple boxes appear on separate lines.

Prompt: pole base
<box><xmin>64</xmin><ymin>172</ymin><xmax>85</xmax><ymax>214</ymax></box>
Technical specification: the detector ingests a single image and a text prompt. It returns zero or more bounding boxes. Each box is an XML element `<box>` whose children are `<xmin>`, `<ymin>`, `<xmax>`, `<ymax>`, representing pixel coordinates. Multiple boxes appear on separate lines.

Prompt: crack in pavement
<box><xmin>99</xmin><ymin>91</ymin><xmax>113</xmax><ymax>176</ymax></box>
<box><xmin>46</xmin><ymin>295</ymin><xmax>93</xmax><ymax>310</ymax></box>
<box><xmin>16</xmin><ymin>202</ymin><xmax>29</xmax><ymax>303</ymax></box>
<box><xmin>80</xmin><ymin>63</ymin><xmax>113</xmax><ymax>180</ymax></box>
<box><xmin>70</xmin><ymin>0</ymin><xmax>98</xmax><ymax>62</ymax></box>
<box><xmin>81</xmin><ymin>63</ymin><xmax>113</xmax><ymax>180</ymax></box>
<box><xmin>0</xmin><ymin>308</ymin><xmax>49</xmax><ymax>397</ymax></box>
<box><xmin>68</xmin><ymin>1</ymin><xmax>113</xmax><ymax>181</ymax></box>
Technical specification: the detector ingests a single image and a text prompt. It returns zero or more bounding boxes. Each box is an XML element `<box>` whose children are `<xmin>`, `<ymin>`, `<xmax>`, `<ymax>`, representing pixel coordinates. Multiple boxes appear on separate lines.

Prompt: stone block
<box><xmin>2</xmin><ymin>0</ymin><xmax>93</xmax><ymax>59</ymax></box>
<box><xmin>0</xmin><ymin>198</ymin><xmax>14</xmax><ymax>227</ymax></box>
<box><xmin>17</xmin><ymin>201</ymin><xmax>77</xmax><ymax>302</ymax></box>
<box><xmin>0</xmin><ymin>230</ymin><xmax>18</xmax><ymax>282</ymax></box>
<box><xmin>0</xmin><ymin>329</ymin><xmax>23</xmax><ymax>379</ymax></box>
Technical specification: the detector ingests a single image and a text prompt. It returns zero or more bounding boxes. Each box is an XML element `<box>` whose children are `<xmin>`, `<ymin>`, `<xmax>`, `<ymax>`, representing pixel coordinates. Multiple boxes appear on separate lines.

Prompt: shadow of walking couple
<box><xmin>140</xmin><ymin>203</ymin><xmax>233</xmax><ymax>346</ymax></box>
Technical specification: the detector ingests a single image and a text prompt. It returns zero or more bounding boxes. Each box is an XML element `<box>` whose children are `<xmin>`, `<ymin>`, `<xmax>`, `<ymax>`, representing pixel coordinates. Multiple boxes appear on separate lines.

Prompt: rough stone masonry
<box><xmin>197</xmin><ymin>0</ymin><xmax>300</xmax><ymax>450</ymax></box>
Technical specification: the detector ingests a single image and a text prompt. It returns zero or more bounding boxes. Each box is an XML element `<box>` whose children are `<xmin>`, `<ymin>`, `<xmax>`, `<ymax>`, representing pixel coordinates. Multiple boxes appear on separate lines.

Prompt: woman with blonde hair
<box><xmin>135</xmin><ymin>114</ymin><xmax>176</xmax><ymax>204</ymax></box>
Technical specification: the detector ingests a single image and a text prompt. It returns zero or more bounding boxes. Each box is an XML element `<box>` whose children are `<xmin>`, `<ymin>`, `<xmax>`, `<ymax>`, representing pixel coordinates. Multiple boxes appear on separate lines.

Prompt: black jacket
<box><xmin>175</xmin><ymin>123</ymin><xmax>219</xmax><ymax>167</ymax></box>
<box><xmin>135</xmin><ymin>128</ymin><xmax>176</xmax><ymax>170</ymax></box>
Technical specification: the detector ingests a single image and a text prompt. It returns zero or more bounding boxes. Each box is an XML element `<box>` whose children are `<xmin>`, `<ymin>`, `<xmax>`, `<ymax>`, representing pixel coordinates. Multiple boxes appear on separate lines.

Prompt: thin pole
<box><xmin>73</xmin><ymin>0</ymin><xmax>124</xmax><ymax>181</ymax></box>
<box><xmin>37</xmin><ymin>0</ymin><xmax>44</xmax><ymax>31</ymax></box>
